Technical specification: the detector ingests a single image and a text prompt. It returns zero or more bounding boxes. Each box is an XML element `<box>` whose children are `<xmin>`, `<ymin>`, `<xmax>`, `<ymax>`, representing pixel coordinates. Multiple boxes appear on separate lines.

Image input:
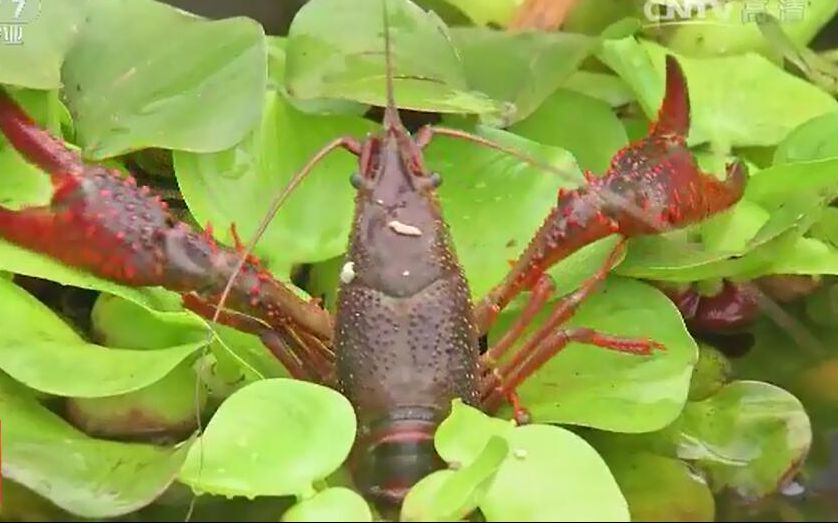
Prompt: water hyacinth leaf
<box><xmin>178</xmin><ymin>379</ymin><xmax>357</xmax><ymax>498</ymax></box>
<box><xmin>0</xmin><ymin>373</ymin><xmax>193</xmax><ymax>518</ymax></box>
<box><xmin>282</xmin><ymin>488</ymin><xmax>372</xmax><ymax>522</ymax></box>
<box><xmin>401</xmin><ymin>435</ymin><xmax>509</xmax><ymax>522</ymax></box>
<box><xmin>0</xmin><ymin>278</ymin><xmax>204</xmax><ymax>397</ymax></box>
<box><xmin>450</xmin><ymin>27</ymin><xmax>599</xmax><ymax>125</ymax></box>
<box><xmin>602</xmin><ymin>451</ymin><xmax>716</xmax><ymax>521</ymax></box>
<box><xmin>675</xmin><ymin>380</ymin><xmax>811</xmax><ymax>499</ymax></box>
<box><xmin>433</xmin><ymin>403</ymin><xmax>629</xmax><ymax>521</ymax></box>
<box><xmin>599</xmin><ymin>36</ymin><xmax>838</xmax><ymax>148</ymax></box>
<box><xmin>285</xmin><ymin>0</ymin><xmax>501</xmax><ymax>115</ymax></box>
<box><xmin>174</xmin><ymin>90</ymin><xmax>375</xmax><ymax>273</ymax></box>
<box><xmin>61</xmin><ymin>0</ymin><xmax>267</xmax><ymax>159</ymax></box>
<box><xmin>480</xmin><ymin>424</ymin><xmax>630</xmax><ymax>521</ymax></box>
<box><xmin>509</xmin><ymin>87</ymin><xmax>628</xmax><ymax>172</ymax></box>
<box><xmin>491</xmin><ymin>277</ymin><xmax>697</xmax><ymax>433</ymax></box>
<box><xmin>0</xmin><ymin>0</ymin><xmax>81</xmax><ymax>89</ymax></box>
<box><xmin>774</xmin><ymin>110</ymin><xmax>838</xmax><ymax>164</ymax></box>
<box><xmin>650</xmin><ymin>1</ymin><xmax>838</xmax><ymax>59</ymax></box>
<box><xmin>438</xmin><ymin>0</ymin><xmax>519</xmax><ymax>26</ymax></box>
<box><xmin>425</xmin><ymin>125</ymin><xmax>583</xmax><ymax>300</ymax></box>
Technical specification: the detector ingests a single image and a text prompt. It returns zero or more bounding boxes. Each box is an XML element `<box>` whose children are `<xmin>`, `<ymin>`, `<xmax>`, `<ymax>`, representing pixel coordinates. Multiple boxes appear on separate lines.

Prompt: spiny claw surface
<box><xmin>0</xmin><ymin>87</ymin><xmax>333</xmax><ymax>344</ymax></box>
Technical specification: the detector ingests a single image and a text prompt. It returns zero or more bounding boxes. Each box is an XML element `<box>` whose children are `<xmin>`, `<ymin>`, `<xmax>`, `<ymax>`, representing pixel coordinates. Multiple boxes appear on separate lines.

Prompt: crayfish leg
<box><xmin>473</xmin><ymin>55</ymin><xmax>747</xmax><ymax>334</ymax></box>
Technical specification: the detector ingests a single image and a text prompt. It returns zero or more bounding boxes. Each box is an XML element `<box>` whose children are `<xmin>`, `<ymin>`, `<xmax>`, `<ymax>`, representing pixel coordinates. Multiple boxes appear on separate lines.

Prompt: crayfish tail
<box><xmin>0</xmin><ymin>87</ymin><xmax>83</xmax><ymax>180</ymax></box>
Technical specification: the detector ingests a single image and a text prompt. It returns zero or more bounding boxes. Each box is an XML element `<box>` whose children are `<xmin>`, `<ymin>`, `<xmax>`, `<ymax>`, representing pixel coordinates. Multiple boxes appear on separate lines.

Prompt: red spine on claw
<box><xmin>0</xmin><ymin>87</ymin><xmax>333</xmax><ymax>344</ymax></box>
<box><xmin>475</xmin><ymin>55</ymin><xmax>746</xmax><ymax>328</ymax></box>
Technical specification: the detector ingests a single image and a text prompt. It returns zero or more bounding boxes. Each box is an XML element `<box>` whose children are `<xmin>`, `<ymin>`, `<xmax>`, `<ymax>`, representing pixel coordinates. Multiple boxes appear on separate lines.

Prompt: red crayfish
<box><xmin>0</xmin><ymin>1</ymin><xmax>747</xmax><ymax>511</ymax></box>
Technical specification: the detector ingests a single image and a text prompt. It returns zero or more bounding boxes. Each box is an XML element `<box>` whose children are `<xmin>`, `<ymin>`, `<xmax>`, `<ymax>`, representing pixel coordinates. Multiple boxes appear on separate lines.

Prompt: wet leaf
<box><xmin>481</xmin><ymin>424</ymin><xmax>629</xmax><ymax>521</ymax></box>
<box><xmin>675</xmin><ymin>380</ymin><xmax>812</xmax><ymax>499</ymax></box>
<box><xmin>285</xmin><ymin>0</ymin><xmax>502</xmax><ymax>115</ymax></box>
<box><xmin>433</xmin><ymin>402</ymin><xmax>629</xmax><ymax>521</ymax></box>
<box><xmin>774</xmin><ymin>110</ymin><xmax>838</xmax><ymax>163</ymax></box>
<box><xmin>509</xmin><ymin>87</ymin><xmax>628</xmax><ymax>172</ymax></box>
<box><xmin>490</xmin><ymin>277</ymin><xmax>697</xmax><ymax>432</ymax></box>
<box><xmin>425</xmin><ymin>124</ymin><xmax>583</xmax><ymax>300</ymax></box>
<box><xmin>61</xmin><ymin>0</ymin><xmax>266</xmax><ymax>159</ymax></box>
<box><xmin>439</xmin><ymin>0</ymin><xmax>519</xmax><ymax>26</ymax></box>
<box><xmin>178</xmin><ymin>378</ymin><xmax>356</xmax><ymax>498</ymax></box>
<box><xmin>648</xmin><ymin>1</ymin><xmax>838</xmax><ymax>60</ymax></box>
<box><xmin>0</xmin><ymin>278</ymin><xmax>204</xmax><ymax>397</ymax></box>
<box><xmin>0</xmin><ymin>373</ymin><xmax>193</xmax><ymax>518</ymax></box>
<box><xmin>402</xmin><ymin>433</ymin><xmax>509</xmax><ymax>522</ymax></box>
<box><xmin>603</xmin><ymin>451</ymin><xmax>715</xmax><ymax>522</ymax></box>
<box><xmin>450</xmin><ymin>27</ymin><xmax>599</xmax><ymax>125</ymax></box>
<box><xmin>282</xmin><ymin>487</ymin><xmax>372</xmax><ymax>522</ymax></box>
<box><xmin>174</xmin><ymin>90</ymin><xmax>374</xmax><ymax>272</ymax></box>
<box><xmin>0</xmin><ymin>0</ymin><xmax>81</xmax><ymax>89</ymax></box>
<box><xmin>599</xmin><ymin>36</ymin><xmax>838</xmax><ymax>148</ymax></box>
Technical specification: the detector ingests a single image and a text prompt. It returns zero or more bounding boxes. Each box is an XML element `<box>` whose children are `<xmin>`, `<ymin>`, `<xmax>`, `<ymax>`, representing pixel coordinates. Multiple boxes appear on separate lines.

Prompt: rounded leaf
<box><xmin>178</xmin><ymin>378</ymin><xmax>357</xmax><ymax>498</ymax></box>
<box><xmin>479</xmin><ymin>424</ymin><xmax>629</xmax><ymax>522</ymax></box>
<box><xmin>282</xmin><ymin>487</ymin><xmax>372</xmax><ymax>522</ymax></box>
<box><xmin>0</xmin><ymin>374</ymin><xmax>193</xmax><ymax>519</ymax></box>
<box><xmin>491</xmin><ymin>277</ymin><xmax>697</xmax><ymax>432</ymax></box>
<box><xmin>61</xmin><ymin>0</ymin><xmax>267</xmax><ymax>158</ymax></box>
<box><xmin>676</xmin><ymin>380</ymin><xmax>812</xmax><ymax>499</ymax></box>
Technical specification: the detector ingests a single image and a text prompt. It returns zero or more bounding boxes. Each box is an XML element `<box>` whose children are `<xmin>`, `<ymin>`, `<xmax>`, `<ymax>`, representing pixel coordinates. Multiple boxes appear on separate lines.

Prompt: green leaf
<box><xmin>759</xmin><ymin>236</ymin><xmax>838</xmax><ymax>276</ymax></box>
<box><xmin>432</xmin><ymin>402</ymin><xmax>629</xmax><ymax>521</ymax></box>
<box><xmin>675</xmin><ymin>380</ymin><xmax>812</xmax><ymax>499</ymax></box>
<box><xmin>450</xmin><ymin>27</ymin><xmax>599</xmax><ymax>125</ymax></box>
<box><xmin>61</xmin><ymin>0</ymin><xmax>267</xmax><ymax>159</ymax></box>
<box><xmin>178</xmin><ymin>378</ymin><xmax>357</xmax><ymax>498</ymax></box>
<box><xmin>285</xmin><ymin>0</ymin><xmax>502</xmax><ymax>116</ymax></box>
<box><xmin>0</xmin><ymin>0</ymin><xmax>81</xmax><ymax>89</ymax></box>
<box><xmin>509</xmin><ymin>87</ymin><xmax>628</xmax><ymax>172</ymax></box>
<box><xmin>603</xmin><ymin>451</ymin><xmax>715</xmax><ymax>521</ymax></box>
<box><xmin>66</xmin><ymin>359</ymin><xmax>207</xmax><ymax>438</ymax></box>
<box><xmin>174</xmin><ymin>90</ymin><xmax>375</xmax><ymax>272</ymax></box>
<box><xmin>599</xmin><ymin>36</ymin><xmax>838</xmax><ymax>148</ymax></box>
<box><xmin>0</xmin><ymin>372</ymin><xmax>193</xmax><ymax>518</ymax></box>
<box><xmin>439</xmin><ymin>0</ymin><xmax>519</xmax><ymax>26</ymax></box>
<box><xmin>648</xmin><ymin>1</ymin><xmax>838</xmax><ymax>59</ymax></box>
<box><xmin>435</xmin><ymin>400</ymin><xmax>515</xmax><ymax>466</ymax></box>
<box><xmin>425</xmin><ymin>125</ymin><xmax>583</xmax><ymax>300</ymax></box>
<box><xmin>402</xmin><ymin>434</ymin><xmax>509</xmax><ymax>522</ymax></box>
<box><xmin>490</xmin><ymin>277</ymin><xmax>697</xmax><ymax>432</ymax></box>
<box><xmin>481</xmin><ymin>424</ymin><xmax>629</xmax><ymax>521</ymax></box>
<box><xmin>0</xmin><ymin>278</ymin><xmax>204</xmax><ymax>397</ymax></box>
<box><xmin>745</xmin><ymin>157</ymin><xmax>838</xmax><ymax>209</ymax></box>
<box><xmin>282</xmin><ymin>487</ymin><xmax>372</xmax><ymax>522</ymax></box>
<box><xmin>561</xmin><ymin>71</ymin><xmax>636</xmax><ymax>108</ymax></box>
<box><xmin>774</xmin><ymin>110</ymin><xmax>838</xmax><ymax>164</ymax></box>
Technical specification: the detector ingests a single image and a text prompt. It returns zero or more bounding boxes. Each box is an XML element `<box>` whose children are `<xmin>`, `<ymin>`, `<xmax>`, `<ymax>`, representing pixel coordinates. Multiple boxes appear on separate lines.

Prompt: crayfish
<box><xmin>0</xmin><ymin>0</ymin><xmax>747</xmax><ymax>512</ymax></box>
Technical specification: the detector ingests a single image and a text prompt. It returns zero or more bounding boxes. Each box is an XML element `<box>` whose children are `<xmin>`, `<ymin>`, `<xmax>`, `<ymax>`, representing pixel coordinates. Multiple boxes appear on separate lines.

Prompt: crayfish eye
<box><xmin>429</xmin><ymin>172</ymin><xmax>442</xmax><ymax>188</ymax></box>
<box><xmin>350</xmin><ymin>172</ymin><xmax>363</xmax><ymax>189</ymax></box>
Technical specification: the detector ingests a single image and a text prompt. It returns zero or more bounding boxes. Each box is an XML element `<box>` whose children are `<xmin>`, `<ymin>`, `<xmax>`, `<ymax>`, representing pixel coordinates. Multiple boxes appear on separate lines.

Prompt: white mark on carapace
<box><xmin>388</xmin><ymin>220</ymin><xmax>423</xmax><ymax>237</ymax></box>
<box><xmin>402</xmin><ymin>270</ymin><xmax>410</xmax><ymax>277</ymax></box>
<box><xmin>340</xmin><ymin>261</ymin><xmax>356</xmax><ymax>284</ymax></box>
<box><xmin>375</xmin><ymin>198</ymin><xmax>385</xmax><ymax>205</ymax></box>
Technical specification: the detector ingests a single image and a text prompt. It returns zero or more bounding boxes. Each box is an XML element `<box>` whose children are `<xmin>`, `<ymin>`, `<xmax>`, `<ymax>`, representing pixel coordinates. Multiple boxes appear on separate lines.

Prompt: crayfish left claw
<box><xmin>0</xmin><ymin>86</ymin><xmax>334</xmax><ymax>347</ymax></box>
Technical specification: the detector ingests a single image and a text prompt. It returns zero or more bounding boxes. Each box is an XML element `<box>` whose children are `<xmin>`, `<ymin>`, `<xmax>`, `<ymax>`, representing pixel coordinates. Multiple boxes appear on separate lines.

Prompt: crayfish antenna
<box><xmin>381</xmin><ymin>0</ymin><xmax>404</xmax><ymax>133</ymax></box>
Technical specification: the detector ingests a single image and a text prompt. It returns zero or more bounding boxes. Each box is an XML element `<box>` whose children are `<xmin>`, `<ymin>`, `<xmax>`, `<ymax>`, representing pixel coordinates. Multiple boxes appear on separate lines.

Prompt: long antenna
<box><xmin>381</xmin><ymin>0</ymin><xmax>402</xmax><ymax>131</ymax></box>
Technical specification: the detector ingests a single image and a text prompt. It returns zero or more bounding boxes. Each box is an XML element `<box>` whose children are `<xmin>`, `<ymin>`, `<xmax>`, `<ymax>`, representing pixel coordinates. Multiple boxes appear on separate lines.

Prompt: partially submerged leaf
<box><xmin>282</xmin><ymin>487</ymin><xmax>372</xmax><ymax>522</ymax></box>
<box><xmin>0</xmin><ymin>373</ymin><xmax>193</xmax><ymax>518</ymax></box>
<box><xmin>675</xmin><ymin>380</ymin><xmax>812</xmax><ymax>499</ymax></box>
<box><xmin>0</xmin><ymin>278</ymin><xmax>204</xmax><ymax>397</ymax></box>
<box><xmin>178</xmin><ymin>378</ymin><xmax>356</xmax><ymax>498</ymax></box>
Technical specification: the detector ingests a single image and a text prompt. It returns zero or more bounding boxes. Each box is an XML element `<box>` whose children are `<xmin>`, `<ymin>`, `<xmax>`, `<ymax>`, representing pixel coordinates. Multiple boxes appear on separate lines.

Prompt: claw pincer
<box><xmin>0</xmin><ymin>88</ymin><xmax>332</xmax><ymax>346</ymax></box>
